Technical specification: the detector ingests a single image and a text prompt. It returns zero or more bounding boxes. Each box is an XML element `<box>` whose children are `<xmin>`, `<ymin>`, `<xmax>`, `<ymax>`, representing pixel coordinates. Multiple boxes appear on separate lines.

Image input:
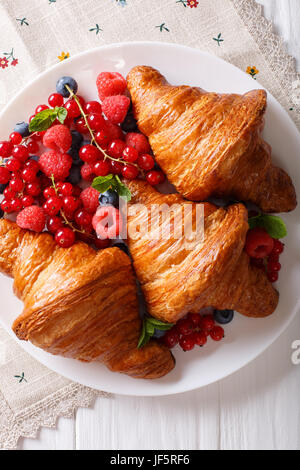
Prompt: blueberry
<box><xmin>71</xmin><ymin>130</ymin><xmax>83</xmax><ymax>149</ymax></box>
<box><xmin>153</xmin><ymin>329</ymin><xmax>166</xmax><ymax>339</ymax></box>
<box><xmin>56</xmin><ymin>76</ymin><xmax>78</xmax><ymax>98</ymax></box>
<box><xmin>0</xmin><ymin>183</ymin><xmax>7</xmax><ymax>194</ymax></box>
<box><xmin>0</xmin><ymin>208</ymin><xmax>4</xmax><ymax>219</ymax></box>
<box><xmin>213</xmin><ymin>309</ymin><xmax>234</xmax><ymax>325</ymax></box>
<box><xmin>68</xmin><ymin>147</ymin><xmax>82</xmax><ymax>166</ymax></box>
<box><xmin>121</xmin><ymin>111</ymin><xmax>138</xmax><ymax>132</ymax></box>
<box><xmin>114</xmin><ymin>242</ymin><xmax>129</xmax><ymax>256</ymax></box>
<box><xmin>99</xmin><ymin>189</ymin><xmax>119</xmax><ymax>208</ymax></box>
<box><xmin>30</xmin><ymin>155</ymin><xmax>39</xmax><ymax>162</ymax></box>
<box><xmin>67</xmin><ymin>165</ymin><xmax>82</xmax><ymax>185</ymax></box>
<box><xmin>14</xmin><ymin>121</ymin><xmax>30</xmax><ymax>137</ymax></box>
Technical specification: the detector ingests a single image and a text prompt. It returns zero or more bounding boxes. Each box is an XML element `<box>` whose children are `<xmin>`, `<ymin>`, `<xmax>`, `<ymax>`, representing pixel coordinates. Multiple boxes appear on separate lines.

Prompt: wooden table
<box><xmin>19</xmin><ymin>0</ymin><xmax>300</xmax><ymax>450</ymax></box>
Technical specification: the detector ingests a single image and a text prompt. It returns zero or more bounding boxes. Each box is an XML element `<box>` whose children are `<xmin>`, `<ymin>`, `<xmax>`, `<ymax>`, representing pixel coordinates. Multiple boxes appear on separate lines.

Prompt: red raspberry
<box><xmin>39</xmin><ymin>151</ymin><xmax>72</xmax><ymax>181</ymax></box>
<box><xmin>245</xmin><ymin>227</ymin><xmax>274</xmax><ymax>259</ymax></box>
<box><xmin>16</xmin><ymin>205</ymin><xmax>46</xmax><ymax>232</ymax></box>
<box><xmin>125</xmin><ymin>132</ymin><xmax>151</xmax><ymax>154</ymax></box>
<box><xmin>43</xmin><ymin>125</ymin><xmax>72</xmax><ymax>153</ymax></box>
<box><xmin>80</xmin><ymin>187</ymin><xmax>99</xmax><ymax>214</ymax></box>
<box><xmin>96</xmin><ymin>72</ymin><xmax>127</xmax><ymax>101</ymax></box>
<box><xmin>102</xmin><ymin>95</ymin><xmax>130</xmax><ymax>124</ymax></box>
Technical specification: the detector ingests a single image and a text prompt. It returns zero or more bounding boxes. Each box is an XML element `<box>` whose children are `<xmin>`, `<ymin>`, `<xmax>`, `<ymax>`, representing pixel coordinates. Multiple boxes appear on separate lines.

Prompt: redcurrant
<box><xmin>146</xmin><ymin>170</ymin><xmax>165</xmax><ymax>186</ymax></box>
<box><xmin>0</xmin><ymin>141</ymin><xmax>13</xmax><ymax>158</ymax></box>
<box><xmin>163</xmin><ymin>328</ymin><xmax>180</xmax><ymax>349</ymax></box>
<box><xmin>87</xmin><ymin>113</ymin><xmax>105</xmax><ymax>132</ymax></box>
<box><xmin>108</xmin><ymin>140</ymin><xmax>126</xmax><ymax>159</ymax></box>
<box><xmin>93</xmin><ymin>160</ymin><xmax>110</xmax><ymax>176</ymax></box>
<box><xmin>79</xmin><ymin>144</ymin><xmax>101</xmax><ymax>163</ymax></box>
<box><xmin>0</xmin><ymin>167</ymin><xmax>11</xmax><ymax>184</ymax></box>
<box><xmin>55</xmin><ymin>227</ymin><xmax>75</xmax><ymax>248</ymax></box>
<box><xmin>48</xmin><ymin>93</ymin><xmax>64</xmax><ymax>108</ymax></box>
<box><xmin>121</xmin><ymin>164</ymin><xmax>139</xmax><ymax>180</ymax></box>
<box><xmin>122</xmin><ymin>146</ymin><xmax>139</xmax><ymax>163</ymax></box>
<box><xmin>137</xmin><ymin>154</ymin><xmax>155</xmax><ymax>171</ymax></box>
<box><xmin>210</xmin><ymin>326</ymin><xmax>224</xmax><ymax>342</ymax></box>
<box><xmin>83</xmin><ymin>101</ymin><xmax>102</xmax><ymax>115</ymax></box>
<box><xmin>9</xmin><ymin>132</ymin><xmax>22</xmax><ymax>145</ymax></box>
<box><xmin>179</xmin><ymin>335</ymin><xmax>195</xmax><ymax>351</ymax></box>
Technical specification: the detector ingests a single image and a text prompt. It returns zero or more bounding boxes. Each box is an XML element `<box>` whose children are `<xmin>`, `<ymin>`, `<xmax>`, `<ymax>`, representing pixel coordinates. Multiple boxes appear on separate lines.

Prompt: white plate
<box><xmin>0</xmin><ymin>42</ymin><xmax>299</xmax><ymax>397</ymax></box>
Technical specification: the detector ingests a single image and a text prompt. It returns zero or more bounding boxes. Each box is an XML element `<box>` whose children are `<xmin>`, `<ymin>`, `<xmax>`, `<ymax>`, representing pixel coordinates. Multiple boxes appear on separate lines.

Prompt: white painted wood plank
<box><xmin>18</xmin><ymin>417</ymin><xmax>75</xmax><ymax>450</ymax></box>
<box><xmin>220</xmin><ymin>314</ymin><xmax>300</xmax><ymax>450</ymax></box>
<box><xmin>75</xmin><ymin>386</ymin><xmax>220</xmax><ymax>450</ymax></box>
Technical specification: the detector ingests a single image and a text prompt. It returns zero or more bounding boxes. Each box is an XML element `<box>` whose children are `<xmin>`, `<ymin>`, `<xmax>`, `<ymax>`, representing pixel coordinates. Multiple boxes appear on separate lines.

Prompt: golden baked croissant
<box><xmin>0</xmin><ymin>219</ymin><xmax>174</xmax><ymax>379</ymax></box>
<box><xmin>126</xmin><ymin>179</ymin><xmax>279</xmax><ymax>323</ymax></box>
<box><xmin>127</xmin><ymin>66</ymin><xmax>297</xmax><ymax>213</ymax></box>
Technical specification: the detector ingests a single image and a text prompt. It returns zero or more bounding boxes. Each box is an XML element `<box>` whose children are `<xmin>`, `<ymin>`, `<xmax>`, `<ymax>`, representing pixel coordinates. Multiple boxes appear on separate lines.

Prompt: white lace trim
<box><xmin>231</xmin><ymin>0</ymin><xmax>300</xmax><ymax>129</ymax></box>
<box><xmin>0</xmin><ymin>384</ymin><xmax>109</xmax><ymax>449</ymax></box>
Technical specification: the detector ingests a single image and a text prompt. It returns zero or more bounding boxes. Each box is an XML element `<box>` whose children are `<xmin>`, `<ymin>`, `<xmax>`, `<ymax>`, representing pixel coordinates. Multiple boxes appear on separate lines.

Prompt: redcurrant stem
<box><xmin>65</xmin><ymin>84</ymin><xmax>141</xmax><ymax>171</ymax></box>
<box><xmin>22</xmin><ymin>132</ymin><xmax>38</xmax><ymax>144</ymax></box>
<box><xmin>49</xmin><ymin>174</ymin><xmax>93</xmax><ymax>238</ymax></box>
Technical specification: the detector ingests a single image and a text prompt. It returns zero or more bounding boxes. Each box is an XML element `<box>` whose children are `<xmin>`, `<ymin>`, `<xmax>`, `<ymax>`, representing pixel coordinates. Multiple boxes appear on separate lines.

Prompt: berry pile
<box><xmin>245</xmin><ymin>226</ymin><xmax>284</xmax><ymax>283</ymax></box>
<box><xmin>161</xmin><ymin>308</ymin><xmax>232</xmax><ymax>352</ymax></box>
<box><xmin>0</xmin><ymin>72</ymin><xmax>166</xmax><ymax>248</ymax></box>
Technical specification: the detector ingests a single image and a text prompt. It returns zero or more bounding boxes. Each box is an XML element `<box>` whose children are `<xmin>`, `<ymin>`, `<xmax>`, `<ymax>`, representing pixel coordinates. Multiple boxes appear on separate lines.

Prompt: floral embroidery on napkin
<box><xmin>0</xmin><ymin>49</ymin><xmax>18</xmax><ymax>69</ymax></box>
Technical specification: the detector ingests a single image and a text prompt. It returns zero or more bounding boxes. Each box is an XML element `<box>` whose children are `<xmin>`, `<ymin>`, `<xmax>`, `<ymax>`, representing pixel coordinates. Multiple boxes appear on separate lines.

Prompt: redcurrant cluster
<box><xmin>162</xmin><ymin>312</ymin><xmax>224</xmax><ymax>352</ymax></box>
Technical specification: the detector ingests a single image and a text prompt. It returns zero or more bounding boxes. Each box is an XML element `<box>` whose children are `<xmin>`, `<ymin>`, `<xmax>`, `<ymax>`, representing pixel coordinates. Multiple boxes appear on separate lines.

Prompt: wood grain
<box><xmin>19</xmin><ymin>0</ymin><xmax>300</xmax><ymax>451</ymax></box>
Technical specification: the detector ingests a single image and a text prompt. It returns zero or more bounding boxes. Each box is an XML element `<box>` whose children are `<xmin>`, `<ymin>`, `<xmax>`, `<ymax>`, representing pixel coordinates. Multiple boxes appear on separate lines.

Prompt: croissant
<box><xmin>127</xmin><ymin>66</ymin><xmax>297</xmax><ymax>213</ymax></box>
<box><xmin>0</xmin><ymin>219</ymin><xmax>175</xmax><ymax>379</ymax></box>
<box><xmin>126</xmin><ymin>179</ymin><xmax>279</xmax><ymax>323</ymax></box>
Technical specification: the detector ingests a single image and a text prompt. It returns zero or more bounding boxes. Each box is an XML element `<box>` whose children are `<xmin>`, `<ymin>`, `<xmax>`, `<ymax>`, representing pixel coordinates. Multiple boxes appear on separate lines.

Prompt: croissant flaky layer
<box><xmin>0</xmin><ymin>219</ymin><xmax>175</xmax><ymax>379</ymax></box>
<box><xmin>126</xmin><ymin>180</ymin><xmax>279</xmax><ymax>323</ymax></box>
<box><xmin>127</xmin><ymin>66</ymin><xmax>297</xmax><ymax>213</ymax></box>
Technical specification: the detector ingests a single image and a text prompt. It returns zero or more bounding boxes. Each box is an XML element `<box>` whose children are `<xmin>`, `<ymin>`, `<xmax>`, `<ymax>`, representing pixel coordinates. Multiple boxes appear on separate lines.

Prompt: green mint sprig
<box><xmin>138</xmin><ymin>317</ymin><xmax>174</xmax><ymax>349</ymax></box>
<box><xmin>29</xmin><ymin>107</ymin><xmax>68</xmax><ymax>132</ymax></box>
<box><xmin>92</xmin><ymin>174</ymin><xmax>131</xmax><ymax>201</ymax></box>
<box><xmin>248</xmin><ymin>214</ymin><xmax>287</xmax><ymax>239</ymax></box>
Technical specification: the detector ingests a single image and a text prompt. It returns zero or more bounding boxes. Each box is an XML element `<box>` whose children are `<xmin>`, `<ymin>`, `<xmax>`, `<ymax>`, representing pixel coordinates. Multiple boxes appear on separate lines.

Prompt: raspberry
<box><xmin>125</xmin><ymin>132</ymin><xmax>151</xmax><ymax>154</ymax></box>
<box><xmin>96</xmin><ymin>72</ymin><xmax>127</xmax><ymax>101</ymax></box>
<box><xmin>80</xmin><ymin>187</ymin><xmax>99</xmax><ymax>214</ymax></box>
<box><xmin>43</xmin><ymin>125</ymin><xmax>72</xmax><ymax>153</ymax></box>
<box><xmin>102</xmin><ymin>95</ymin><xmax>130</xmax><ymax>124</ymax></box>
<box><xmin>39</xmin><ymin>151</ymin><xmax>72</xmax><ymax>181</ymax></box>
<box><xmin>16</xmin><ymin>205</ymin><xmax>46</xmax><ymax>232</ymax></box>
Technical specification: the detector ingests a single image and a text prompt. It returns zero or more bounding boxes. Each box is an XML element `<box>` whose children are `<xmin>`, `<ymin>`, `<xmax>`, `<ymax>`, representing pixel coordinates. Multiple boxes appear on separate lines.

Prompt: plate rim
<box><xmin>0</xmin><ymin>40</ymin><xmax>299</xmax><ymax>396</ymax></box>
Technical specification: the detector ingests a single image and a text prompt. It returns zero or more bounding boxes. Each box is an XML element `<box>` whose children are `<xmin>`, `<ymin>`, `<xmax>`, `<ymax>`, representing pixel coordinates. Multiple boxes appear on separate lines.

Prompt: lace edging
<box><xmin>0</xmin><ymin>384</ymin><xmax>110</xmax><ymax>449</ymax></box>
<box><xmin>231</xmin><ymin>0</ymin><xmax>300</xmax><ymax>129</ymax></box>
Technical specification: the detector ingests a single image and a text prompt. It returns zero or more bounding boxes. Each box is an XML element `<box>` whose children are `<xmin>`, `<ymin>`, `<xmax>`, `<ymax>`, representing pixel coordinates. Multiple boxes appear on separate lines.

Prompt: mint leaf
<box><xmin>56</xmin><ymin>106</ymin><xmax>68</xmax><ymax>124</ymax></box>
<box><xmin>92</xmin><ymin>174</ymin><xmax>115</xmax><ymax>193</ymax></box>
<box><xmin>115</xmin><ymin>175</ymin><xmax>132</xmax><ymax>201</ymax></box>
<box><xmin>137</xmin><ymin>317</ymin><xmax>174</xmax><ymax>349</ymax></box>
<box><xmin>29</xmin><ymin>107</ymin><xmax>67</xmax><ymax>132</ymax></box>
<box><xmin>248</xmin><ymin>214</ymin><xmax>287</xmax><ymax>239</ymax></box>
<box><xmin>92</xmin><ymin>174</ymin><xmax>132</xmax><ymax>201</ymax></box>
<box><xmin>137</xmin><ymin>320</ymin><xmax>150</xmax><ymax>349</ymax></box>
<box><xmin>147</xmin><ymin>318</ymin><xmax>174</xmax><ymax>329</ymax></box>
